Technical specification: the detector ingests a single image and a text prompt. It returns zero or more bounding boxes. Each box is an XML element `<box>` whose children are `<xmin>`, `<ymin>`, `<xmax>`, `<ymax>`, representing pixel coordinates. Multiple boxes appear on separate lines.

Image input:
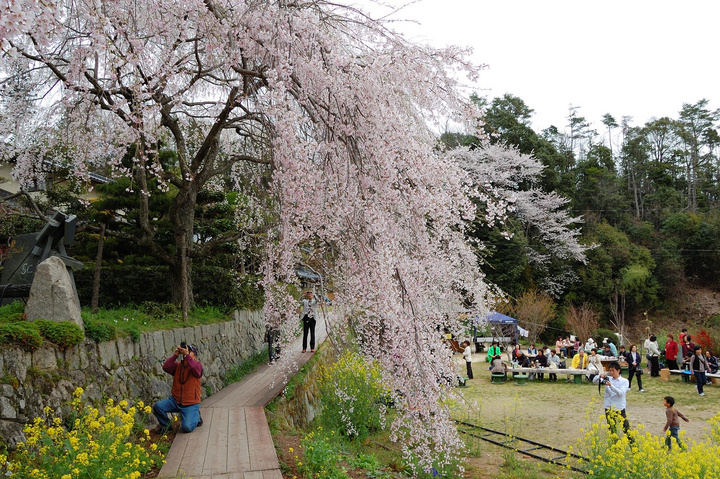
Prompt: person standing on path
<box><xmin>300</xmin><ymin>290</ymin><xmax>318</xmax><ymax>353</ymax></box>
<box><xmin>663</xmin><ymin>396</ymin><xmax>689</xmax><ymax>450</ymax></box>
<box><xmin>665</xmin><ymin>334</ymin><xmax>679</xmax><ymax>371</ymax></box>
<box><xmin>152</xmin><ymin>344</ymin><xmax>204</xmax><ymax>434</ymax></box>
<box><xmin>593</xmin><ymin>362</ymin><xmax>632</xmax><ymax>440</ymax></box>
<box><xmin>690</xmin><ymin>345</ymin><xmax>709</xmax><ymax>396</ymax></box>
<box><xmin>645</xmin><ymin>334</ymin><xmax>661</xmax><ymax>377</ymax></box>
<box><xmin>462</xmin><ymin>340</ymin><xmax>474</xmax><ymax>379</ymax></box>
<box><xmin>624</xmin><ymin>345</ymin><xmax>645</xmax><ymax>392</ymax></box>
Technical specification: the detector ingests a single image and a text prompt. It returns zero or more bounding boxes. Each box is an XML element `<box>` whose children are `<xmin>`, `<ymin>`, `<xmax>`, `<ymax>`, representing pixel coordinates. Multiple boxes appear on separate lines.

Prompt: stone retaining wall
<box><xmin>0</xmin><ymin>309</ymin><xmax>265</xmax><ymax>449</ymax></box>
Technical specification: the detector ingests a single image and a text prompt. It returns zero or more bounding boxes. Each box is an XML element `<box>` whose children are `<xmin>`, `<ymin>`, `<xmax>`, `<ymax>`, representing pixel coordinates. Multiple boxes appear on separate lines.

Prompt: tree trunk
<box><xmin>90</xmin><ymin>223</ymin><xmax>106</xmax><ymax>314</ymax></box>
<box><xmin>169</xmin><ymin>256</ymin><xmax>192</xmax><ymax>321</ymax></box>
<box><xmin>168</xmin><ymin>184</ymin><xmax>198</xmax><ymax>315</ymax></box>
<box><xmin>609</xmin><ymin>290</ymin><xmax>626</xmax><ymax>346</ymax></box>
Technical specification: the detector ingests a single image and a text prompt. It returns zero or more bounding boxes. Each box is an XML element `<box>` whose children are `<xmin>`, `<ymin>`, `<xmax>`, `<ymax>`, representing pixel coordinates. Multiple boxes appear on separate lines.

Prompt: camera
<box><xmin>180</xmin><ymin>341</ymin><xmax>187</xmax><ymax>349</ymax></box>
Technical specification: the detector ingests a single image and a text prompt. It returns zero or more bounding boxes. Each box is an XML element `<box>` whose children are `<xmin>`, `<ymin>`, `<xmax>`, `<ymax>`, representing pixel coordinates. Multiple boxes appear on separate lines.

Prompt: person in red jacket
<box><xmin>665</xmin><ymin>334</ymin><xmax>679</xmax><ymax>370</ymax></box>
<box><xmin>152</xmin><ymin>343</ymin><xmax>204</xmax><ymax>434</ymax></box>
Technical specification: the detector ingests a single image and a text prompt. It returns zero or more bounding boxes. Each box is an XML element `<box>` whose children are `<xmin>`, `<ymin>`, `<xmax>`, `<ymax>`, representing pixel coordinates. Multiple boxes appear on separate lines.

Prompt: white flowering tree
<box><xmin>449</xmin><ymin>142</ymin><xmax>589</xmax><ymax>296</ymax></box>
<box><xmin>1</xmin><ymin>0</ymin><xmax>494</xmax><ymax>472</ymax></box>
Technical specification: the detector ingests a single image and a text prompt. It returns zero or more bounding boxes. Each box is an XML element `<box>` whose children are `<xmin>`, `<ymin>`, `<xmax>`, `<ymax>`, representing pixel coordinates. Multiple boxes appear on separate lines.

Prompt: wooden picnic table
<box><xmin>509</xmin><ymin>367</ymin><xmax>589</xmax><ymax>375</ymax></box>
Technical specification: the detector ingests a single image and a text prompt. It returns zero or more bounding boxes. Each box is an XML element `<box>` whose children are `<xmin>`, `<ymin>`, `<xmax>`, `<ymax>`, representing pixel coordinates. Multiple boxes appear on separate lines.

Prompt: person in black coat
<box><xmin>706</xmin><ymin>350</ymin><xmax>719</xmax><ymax>374</ymax></box>
<box><xmin>624</xmin><ymin>344</ymin><xmax>645</xmax><ymax>392</ymax></box>
<box><xmin>535</xmin><ymin>350</ymin><xmax>548</xmax><ymax>380</ymax></box>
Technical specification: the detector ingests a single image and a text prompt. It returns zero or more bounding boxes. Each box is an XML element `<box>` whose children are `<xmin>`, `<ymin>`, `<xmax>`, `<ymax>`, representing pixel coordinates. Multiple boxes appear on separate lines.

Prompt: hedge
<box><xmin>74</xmin><ymin>265</ymin><xmax>264</xmax><ymax>310</ymax></box>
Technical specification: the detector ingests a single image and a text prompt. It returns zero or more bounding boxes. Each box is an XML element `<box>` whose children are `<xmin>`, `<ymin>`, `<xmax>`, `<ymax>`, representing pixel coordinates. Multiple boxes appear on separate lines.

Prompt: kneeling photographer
<box><xmin>152</xmin><ymin>342</ymin><xmax>204</xmax><ymax>434</ymax></box>
<box><xmin>592</xmin><ymin>362</ymin><xmax>632</xmax><ymax>440</ymax></box>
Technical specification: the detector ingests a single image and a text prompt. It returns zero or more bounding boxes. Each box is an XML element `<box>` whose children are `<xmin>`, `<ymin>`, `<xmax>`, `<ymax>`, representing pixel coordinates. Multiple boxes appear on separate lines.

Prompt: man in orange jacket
<box><xmin>152</xmin><ymin>343</ymin><xmax>204</xmax><ymax>434</ymax></box>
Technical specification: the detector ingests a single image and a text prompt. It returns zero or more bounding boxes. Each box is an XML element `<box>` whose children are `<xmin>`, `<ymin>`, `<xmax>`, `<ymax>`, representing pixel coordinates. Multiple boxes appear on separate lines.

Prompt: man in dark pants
<box><xmin>300</xmin><ymin>290</ymin><xmax>318</xmax><ymax>353</ymax></box>
<box><xmin>152</xmin><ymin>344</ymin><xmax>204</xmax><ymax>434</ymax></box>
<box><xmin>593</xmin><ymin>362</ymin><xmax>632</xmax><ymax>441</ymax></box>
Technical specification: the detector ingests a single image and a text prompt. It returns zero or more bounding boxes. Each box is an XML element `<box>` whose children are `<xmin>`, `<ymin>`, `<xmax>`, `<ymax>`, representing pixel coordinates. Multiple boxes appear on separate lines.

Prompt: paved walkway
<box><xmin>158</xmin><ymin>317</ymin><xmax>329</xmax><ymax>479</ymax></box>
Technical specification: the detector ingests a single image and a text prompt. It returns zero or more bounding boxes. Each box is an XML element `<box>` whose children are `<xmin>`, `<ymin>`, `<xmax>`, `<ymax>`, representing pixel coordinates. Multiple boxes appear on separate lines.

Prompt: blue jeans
<box><xmin>152</xmin><ymin>396</ymin><xmax>201</xmax><ymax>433</ymax></box>
<box><xmin>665</xmin><ymin>426</ymin><xmax>683</xmax><ymax>449</ymax></box>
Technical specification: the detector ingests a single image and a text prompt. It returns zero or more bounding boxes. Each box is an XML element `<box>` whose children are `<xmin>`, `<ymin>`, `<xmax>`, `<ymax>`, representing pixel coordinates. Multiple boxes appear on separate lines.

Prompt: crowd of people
<box><xmin>471</xmin><ymin>327</ymin><xmax>715</xmax><ymax>447</ymax></box>
<box><xmin>474</xmin><ymin>327</ymin><xmax>719</xmax><ymax>398</ymax></box>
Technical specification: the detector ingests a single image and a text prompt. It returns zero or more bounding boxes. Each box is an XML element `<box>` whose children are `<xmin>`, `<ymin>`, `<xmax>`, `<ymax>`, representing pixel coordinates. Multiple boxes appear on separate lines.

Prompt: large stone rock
<box><xmin>25</xmin><ymin>256</ymin><xmax>83</xmax><ymax>329</ymax></box>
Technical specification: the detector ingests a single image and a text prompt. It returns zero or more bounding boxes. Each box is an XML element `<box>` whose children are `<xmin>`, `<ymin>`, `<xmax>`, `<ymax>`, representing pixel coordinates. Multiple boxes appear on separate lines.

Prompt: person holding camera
<box><xmin>592</xmin><ymin>362</ymin><xmax>632</xmax><ymax>439</ymax></box>
<box><xmin>152</xmin><ymin>343</ymin><xmax>204</xmax><ymax>434</ymax></box>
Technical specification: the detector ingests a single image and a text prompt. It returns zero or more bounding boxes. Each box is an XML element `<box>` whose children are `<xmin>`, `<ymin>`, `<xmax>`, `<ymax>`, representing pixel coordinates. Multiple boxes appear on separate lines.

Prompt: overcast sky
<box><xmin>368</xmin><ymin>0</ymin><xmax>719</xmax><ymax>136</ymax></box>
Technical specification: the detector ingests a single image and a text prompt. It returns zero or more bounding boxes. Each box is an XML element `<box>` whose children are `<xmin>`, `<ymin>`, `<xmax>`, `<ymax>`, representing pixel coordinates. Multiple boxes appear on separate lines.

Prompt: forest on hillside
<box><xmin>443</xmin><ymin>95</ymin><xmax>720</xmax><ymax>341</ymax></box>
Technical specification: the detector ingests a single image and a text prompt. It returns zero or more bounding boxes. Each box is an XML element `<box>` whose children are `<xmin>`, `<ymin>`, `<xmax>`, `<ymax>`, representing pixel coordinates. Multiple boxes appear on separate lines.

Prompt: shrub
<box><xmin>140</xmin><ymin>301</ymin><xmax>179</xmax><ymax>319</ymax></box>
<box><xmin>317</xmin><ymin>351</ymin><xmax>388</xmax><ymax>440</ymax></box>
<box><xmin>0</xmin><ymin>301</ymin><xmax>25</xmax><ymax>323</ymax></box>
<box><xmin>33</xmin><ymin>320</ymin><xmax>84</xmax><ymax>349</ymax></box>
<box><xmin>74</xmin><ymin>264</ymin><xmax>264</xmax><ymax>310</ymax></box>
<box><xmin>193</xmin><ymin>267</ymin><xmax>264</xmax><ymax>311</ymax></box>
<box><xmin>695</xmin><ymin>329</ymin><xmax>717</xmax><ymax>355</ymax></box>
<box><xmin>0</xmin><ymin>322</ymin><xmax>43</xmax><ymax>351</ymax></box>
<box><xmin>1</xmin><ymin>387</ymin><xmax>164</xmax><ymax>478</ymax></box>
<box><xmin>74</xmin><ymin>265</ymin><xmax>172</xmax><ymax>306</ymax></box>
<box><xmin>297</xmin><ymin>427</ymin><xmax>348</xmax><ymax>479</ymax></box>
<box><xmin>84</xmin><ymin>319</ymin><xmax>116</xmax><ymax>343</ymax></box>
<box><xmin>594</xmin><ymin>328</ymin><xmax>620</xmax><ymax>346</ymax></box>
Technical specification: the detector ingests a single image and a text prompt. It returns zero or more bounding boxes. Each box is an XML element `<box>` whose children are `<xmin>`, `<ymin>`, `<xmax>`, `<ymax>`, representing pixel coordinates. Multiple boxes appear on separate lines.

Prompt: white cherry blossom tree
<box><xmin>449</xmin><ymin>142</ymin><xmax>588</xmax><ymax>296</ymax></box>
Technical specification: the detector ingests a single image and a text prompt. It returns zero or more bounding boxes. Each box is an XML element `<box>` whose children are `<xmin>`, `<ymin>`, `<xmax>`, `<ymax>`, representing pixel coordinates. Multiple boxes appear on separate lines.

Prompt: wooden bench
<box><xmin>509</xmin><ymin>367</ymin><xmax>589</xmax><ymax>383</ymax></box>
<box><xmin>669</xmin><ymin>369</ymin><xmax>694</xmax><ymax>382</ymax></box>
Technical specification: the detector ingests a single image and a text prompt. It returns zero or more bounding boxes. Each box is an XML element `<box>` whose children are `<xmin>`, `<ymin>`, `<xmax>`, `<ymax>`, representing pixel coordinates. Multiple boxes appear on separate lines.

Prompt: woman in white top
<box><xmin>462</xmin><ymin>340</ymin><xmax>474</xmax><ymax>379</ymax></box>
<box><xmin>646</xmin><ymin>334</ymin><xmax>661</xmax><ymax>377</ymax></box>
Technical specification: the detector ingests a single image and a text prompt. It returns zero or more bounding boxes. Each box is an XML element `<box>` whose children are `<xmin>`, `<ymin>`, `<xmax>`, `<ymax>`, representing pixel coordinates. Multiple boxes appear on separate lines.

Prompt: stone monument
<box><xmin>25</xmin><ymin>256</ymin><xmax>84</xmax><ymax>329</ymax></box>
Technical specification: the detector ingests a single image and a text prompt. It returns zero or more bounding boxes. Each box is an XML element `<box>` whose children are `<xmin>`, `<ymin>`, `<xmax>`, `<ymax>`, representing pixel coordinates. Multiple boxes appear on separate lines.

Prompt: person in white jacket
<box><xmin>645</xmin><ymin>333</ymin><xmax>661</xmax><ymax>377</ymax></box>
<box><xmin>593</xmin><ymin>362</ymin><xmax>632</xmax><ymax>439</ymax></box>
<box><xmin>462</xmin><ymin>340</ymin><xmax>473</xmax><ymax>379</ymax></box>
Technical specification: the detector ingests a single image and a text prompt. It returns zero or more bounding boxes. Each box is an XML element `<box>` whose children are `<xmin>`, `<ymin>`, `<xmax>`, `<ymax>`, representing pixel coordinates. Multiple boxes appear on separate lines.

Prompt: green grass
<box><xmin>81</xmin><ymin>304</ymin><xmax>233</xmax><ymax>341</ymax></box>
<box><xmin>452</xmin><ymin>363</ymin><xmax>720</xmax><ymax>478</ymax></box>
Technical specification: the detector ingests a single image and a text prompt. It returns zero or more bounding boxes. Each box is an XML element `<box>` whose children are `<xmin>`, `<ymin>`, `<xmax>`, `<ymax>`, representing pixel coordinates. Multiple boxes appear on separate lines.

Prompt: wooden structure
<box><xmin>158</xmin><ymin>316</ymin><xmax>328</xmax><ymax>479</ymax></box>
